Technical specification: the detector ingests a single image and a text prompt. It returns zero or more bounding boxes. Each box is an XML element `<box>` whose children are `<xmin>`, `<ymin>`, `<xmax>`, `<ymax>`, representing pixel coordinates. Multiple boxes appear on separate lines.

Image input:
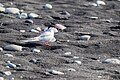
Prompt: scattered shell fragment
<box><xmin>80</xmin><ymin>35</ymin><xmax>91</xmax><ymax>41</ymax></box>
<box><xmin>4</xmin><ymin>54</ymin><xmax>13</xmax><ymax>57</ymax></box>
<box><xmin>0</xmin><ymin>6</ymin><xmax>5</xmax><ymax>12</ymax></box>
<box><xmin>36</xmin><ymin>27</ymin><xmax>42</xmax><ymax>32</ymax></box>
<box><xmin>68</xmin><ymin>68</ymin><xmax>76</xmax><ymax>71</ymax></box>
<box><xmin>3</xmin><ymin>71</ymin><xmax>12</xmax><ymax>76</ymax></box>
<box><xmin>55</xmin><ymin>24</ymin><xmax>66</xmax><ymax>30</ymax></box>
<box><xmin>4</xmin><ymin>44</ymin><xmax>22</xmax><ymax>51</ymax></box>
<box><xmin>64</xmin><ymin>52</ymin><xmax>71</xmax><ymax>55</ymax></box>
<box><xmin>73</xmin><ymin>56</ymin><xmax>79</xmax><ymax>59</ymax></box>
<box><xmin>0</xmin><ymin>77</ymin><xmax>4</xmax><ymax>80</ymax></box>
<box><xmin>17</xmin><ymin>13</ymin><xmax>28</xmax><ymax>19</ymax></box>
<box><xmin>5</xmin><ymin>8</ymin><xmax>20</xmax><ymax>14</ymax></box>
<box><xmin>96</xmin><ymin>0</ymin><xmax>106</xmax><ymax>6</ymax></box>
<box><xmin>7</xmin><ymin>61</ymin><xmax>16</xmax><ymax>68</ymax></box>
<box><xmin>74</xmin><ymin>60</ymin><xmax>82</xmax><ymax>65</ymax></box>
<box><xmin>30</xmin><ymin>29</ymin><xmax>39</xmax><ymax>33</ymax></box>
<box><xmin>89</xmin><ymin>16</ymin><xmax>98</xmax><ymax>20</ymax></box>
<box><xmin>20</xmin><ymin>30</ymin><xmax>25</xmax><ymax>33</ymax></box>
<box><xmin>0</xmin><ymin>47</ymin><xmax>3</xmax><ymax>51</ymax></box>
<box><xmin>43</xmin><ymin>4</ymin><xmax>52</xmax><ymax>9</ymax></box>
<box><xmin>47</xmin><ymin>70</ymin><xmax>64</xmax><ymax>75</ymax></box>
<box><xmin>25</xmin><ymin>19</ymin><xmax>34</xmax><ymax>24</ymax></box>
<box><xmin>102</xmin><ymin>58</ymin><xmax>120</xmax><ymax>64</ymax></box>
<box><xmin>32</xmin><ymin>49</ymin><xmax>40</xmax><ymax>53</ymax></box>
<box><xmin>28</xmin><ymin>13</ymin><xmax>39</xmax><ymax>18</ymax></box>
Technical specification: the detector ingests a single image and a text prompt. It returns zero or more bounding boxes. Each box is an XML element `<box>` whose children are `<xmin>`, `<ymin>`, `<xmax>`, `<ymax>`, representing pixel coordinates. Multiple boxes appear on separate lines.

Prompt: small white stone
<box><xmin>0</xmin><ymin>6</ymin><xmax>5</xmax><ymax>12</ymax></box>
<box><xmin>64</xmin><ymin>52</ymin><xmax>71</xmax><ymax>55</ymax></box>
<box><xmin>68</xmin><ymin>68</ymin><xmax>76</xmax><ymax>71</ymax></box>
<box><xmin>0</xmin><ymin>47</ymin><xmax>3</xmax><ymax>51</ymax></box>
<box><xmin>28</xmin><ymin>13</ymin><xmax>39</xmax><ymax>18</ymax></box>
<box><xmin>44</xmin><ymin>4</ymin><xmax>52</xmax><ymax>9</ymax></box>
<box><xmin>73</xmin><ymin>56</ymin><xmax>79</xmax><ymax>59</ymax></box>
<box><xmin>96</xmin><ymin>0</ymin><xmax>106</xmax><ymax>6</ymax></box>
<box><xmin>30</xmin><ymin>29</ymin><xmax>39</xmax><ymax>33</ymax></box>
<box><xmin>102</xmin><ymin>58</ymin><xmax>120</xmax><ymax>64</ymax></box>
<box><xmin>4</xmin><ymin>44</ymin><xmax>23</xmax><ymax>51</ymax></box>
<box><xmin>36</xmin><ymin>27</ymin><xmax>42</xmax><ymax>32</ymax></box>
<box><xmin>20</xmin><ymin>30</ymin><xmax>25</xmax><ymax>33</ymax></box>
<box><xmin>17</xmin><ymin>13</ymin><xmax>28</xmax><ymax>19</ymax></box>
<box><xmin>48</xmin><ymin>70</ymin><xmax>64</xmax><ymax>75</ymax></box>
<box><xmin>55</xmin><ymin>24</ymin><xmax>66</xmax><ymax>30</ymax></box>
<box><xmin>32</xmin><ymin>49</ymin><xmax>40</xmax><ymax>53</ymax></box>
<box><xmin>5</xmin><ymin>8</ymin><xmax>20</xmax><ymax>14</ymax></box>
<box><xmin>0</xmin><ymin>77</ymin><xmax>4</xmax><ymax>80</ymax></box>
<box><xmin>89</xmin><ymin>16</ymin><xmax>98</xmax><ymax>20</ymax></box>
<box><xmin>3</xmin><ymin>71</ymin><xmax>11</xmax><ymax>76</ymax></box>
<box><xmin>4</xmin><ymin>54</ymin><xmax>13</xmax><ymax>57</ymax></box>
<box><xmin>74</xmin><ymin>60</ymin><xmax>82</xmax><ymax>65</ymax></box>
<box><xmin>80</xmin><ymin>35</ymin><xmax>91</xmax><ymax>41</ymax></box>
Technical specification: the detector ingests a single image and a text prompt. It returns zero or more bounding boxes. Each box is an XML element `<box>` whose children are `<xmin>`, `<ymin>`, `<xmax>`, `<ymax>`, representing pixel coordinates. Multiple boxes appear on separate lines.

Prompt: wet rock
<box><xmin>0</xmin><ymin>47</ymin><xmax>3</xmax><ymax>51</ymax></box>
<box><xmin>4</xmin><ymin>54</ymin><xmax>13</xmax><ymax>57</ymax></box>
<box><xmin>5</xmin><ymin>8</ymin><xmax>20</xmax><ymax>14</ymax></box>
<box><xmin>74</xmin><ymin>60</ymin><xmax>82</xmax><ymax>65</ymax></box>
<box><xmin>55</xmin><ymin>24</ymin><xmax>66</xmax><ymax>30</ymax></box>
<box><xmin>6</xmin><ymin>61</ymin><xmax>17</xmax><ymax>68</ymax></box>
<box><xmin>43</xmin><ymin>4</ymin><xmax>52</xmax><ymax>9</ymax></box>
<box><xmin>4</xmin><ymin>44</ymin><xmax>23</xmax><ymax>51</ymax></box>
<box><xmin>25</xmin><ymin>19</ymin><xmax>34</xmax><ymax>24</ymax></box>
<box><xmin>47</xmin><ymin>69</ymin><xmax>64</xmax><ymax>75</ymax></box>
<box><xmin>79</xmin><ymin>35</ymin><xmax>91</xmax><ymax>41</ymax></box>
<box><xmin>59</xmin><ymin>11</ymin><xmax>71</xmax><ymax>17</ymax></box>
<box><xmin>102</xmin><ymin>58</ymin><xmax>120</xmax><ymax>64</ymax></box>
<box><xmin>32</xmin><ymin>49</ymin><xmax>40</xmax><ymax>53</ymax></box>
<box><xmin>28</xmin><ymin>13</ymin><xmax>39</xmax><ymax>18</ymax></box>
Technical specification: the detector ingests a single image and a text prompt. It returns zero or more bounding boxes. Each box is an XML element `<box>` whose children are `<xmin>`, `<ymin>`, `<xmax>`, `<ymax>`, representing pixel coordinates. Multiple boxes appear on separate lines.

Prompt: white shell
<box><xmin>32</xmin><ymin>49</ymin><xmax>40</xmax><ymax>53</ymax></box>
<box><xmin>44</xmin><ymin>27</ymin><xmax>58</xmax><ymax>33</ymax></box>
<box><xmin>89</xmin><ymin>16</ymin><xmax>98</xmax><ymax>20</ymax></box>
<box><xmin>80</xmin><ymin>35</ymin><xmax>91</xmax><ymax>41</ymax></box>
<box><xmin>96</xmin><ymin>0</ymin><xmax>106</xmax><ymax>6</ymax></box>
<box><xmin>68</xmin><ymin>68</ymin><xmax>76</xmax><ymax>71</ymax></box>
<box><xmin>0</xmin><ymin>77</ymin><xmax>4</xmax><ymax>80</ymax></box>
<box><xmin>64</xmin><ymin>52</ymin><xmax>71</xmax><ymax>55</ymax></box>
<box><xmin>20</xmin><ymin>30</ymin><xmax>25</xmax><ymax>33</ymax></box>
<box><xmin>30</xmin><ymin>29</ymin><xmax>39</xmax><ymax>33</ymax></box>
<box><xmin>28</xmin><ymin>13</ymin><xmax>39</xmax><ymax>18</ymax></box>
<box><xmin>18</xmin><ymin>13</ymin><xmax>28</xmax><ymax>19</ymax></box>
<box><xmin>73</xmin><ymin>56</ymin><xmax>79</xmax><ymax>59</ymax></box>
<box><xmin>0</xmin><ymin>47</ymin><xmax>3</xmax><ymax>51</ymax></box>
<box><xmin>3</xmin><ymin>71</ymin><xmax>12</xmax><ymax>76</ymax></box>
<box><xmin>5</xmin><ymin>8</ymin><xmax>20</xmax><ymax>14</ymax></box>
<box><xmin>0</xmin><ymin>6</ymin><xmax>5</xmax><ymax>12</ymax></box>
<box><xmin>74</xmin><ymin>60</ymin><xmax>82</xmax><ymax>65</ymax></box>
<box><xmin>4</xmin><ymin>44</ymin><xmax>22</xmax><ymax>51</ymax></box>
<box><xmin>4</xmin><ymin>54</ymin><xmax>13</xmax><ymax>57</ymax></box>
<box><xmin>103</xmin><ymin>58</ymin><xmax>120</xmax><ymax>64</ymax></box>
<box><xmin>44</xmin><ymin>4</ymin><xmax>52</xmax><ymax>9</ymax></box>
<box><xmin>55</xmin><ymin>24</ymin><xmax>66</xmax><ymax>30</ymax></box>
<box><xmin>48</xmin><ymin>70</ymin><xmax>64</xmax><ymax>75</ymax></box>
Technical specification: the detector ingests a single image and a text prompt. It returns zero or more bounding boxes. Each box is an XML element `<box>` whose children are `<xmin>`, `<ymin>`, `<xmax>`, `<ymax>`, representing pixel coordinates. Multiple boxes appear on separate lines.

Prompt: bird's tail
<box><xmin>20</xmin><ymin>37</ymin><xmax>39</xmax><ymax>43</ymax></box>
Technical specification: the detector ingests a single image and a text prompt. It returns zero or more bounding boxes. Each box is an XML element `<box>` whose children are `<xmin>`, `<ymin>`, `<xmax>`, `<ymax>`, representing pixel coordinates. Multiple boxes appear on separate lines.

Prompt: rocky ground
<box><xmin>0</xmin><ymin>0</ymin><xmax>120</xmax><ymax>80</ymax></box>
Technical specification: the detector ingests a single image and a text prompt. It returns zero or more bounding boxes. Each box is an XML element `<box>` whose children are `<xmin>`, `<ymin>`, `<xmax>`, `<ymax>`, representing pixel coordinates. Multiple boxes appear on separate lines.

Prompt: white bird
<box><xmin>21</xmin><ymin>27</ymin><xmax>56</xmax><ymax>46</ymax></box>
